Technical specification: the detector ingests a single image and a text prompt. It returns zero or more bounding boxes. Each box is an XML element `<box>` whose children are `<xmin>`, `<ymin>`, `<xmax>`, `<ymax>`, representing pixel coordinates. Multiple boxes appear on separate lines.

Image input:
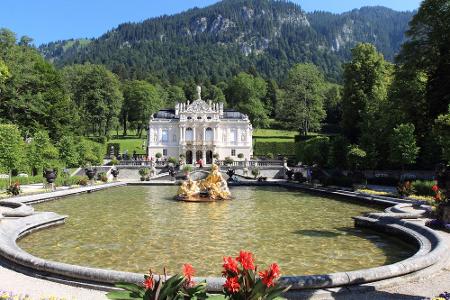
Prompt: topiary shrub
<box><xmin>168</xmin><ymin>157</ymin><xmax>178</xmax><ymax>165</ymax></box>
<box><xmin>224</xmin><ymin>157</ymin><xmax>234</xmax><ymax>166</ymax></box>
<box><xmin>251</xmin><ymin>168</ymin><xmax>260</xmax><ymax>179</ymax></box>
<box><xmin>237</xmin><ymin>153</ymin><xmax>244</xmax><ymax>159</ymax></box>
<box><xmin>77</xmin><ymin>177</ymin><xmax>89</xmax><ymax>186</ymax></box>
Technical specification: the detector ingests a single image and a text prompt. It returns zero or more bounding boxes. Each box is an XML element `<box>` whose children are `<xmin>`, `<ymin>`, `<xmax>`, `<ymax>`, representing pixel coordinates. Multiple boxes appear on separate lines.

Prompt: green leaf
<box><xmin>115</xmin><ymin>282</ymin><xmax>145</xmax><ymax>296</ymax></box>
<box><xmin>106</xmin><ymin>290</ymin><xmax>141</xmax><ymax>300</ymax></box>
<box><xmin>206</xmin><ymin>294</ymin><xmax>226</xmax><ymax>300</ymax></box>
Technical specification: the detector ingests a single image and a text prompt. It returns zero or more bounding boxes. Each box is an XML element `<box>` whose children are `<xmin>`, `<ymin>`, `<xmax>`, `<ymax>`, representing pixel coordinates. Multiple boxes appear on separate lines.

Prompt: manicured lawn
<box><xmin>253</xmin><ymin>129</ymin><xmax>297</xmax><ymax>142</ymax></box>
<box><xmin>109</xmin><ymin>137</ymin><xmax>146</xmax><ymax>155</ymax></box>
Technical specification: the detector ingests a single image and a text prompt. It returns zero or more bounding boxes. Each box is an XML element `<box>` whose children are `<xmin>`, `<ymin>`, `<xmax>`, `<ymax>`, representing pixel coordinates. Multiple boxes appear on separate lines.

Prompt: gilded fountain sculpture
<box><xmin>176</xmin><ymin>164</ymin><xmax>231</xmax><ymax>201</ymax></box>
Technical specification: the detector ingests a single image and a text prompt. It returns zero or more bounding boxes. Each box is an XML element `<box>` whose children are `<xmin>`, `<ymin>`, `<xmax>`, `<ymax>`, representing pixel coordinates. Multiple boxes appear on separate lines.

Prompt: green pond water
<box><xmin>19</xmin><ymin>186</ymin><xmax>415</xmax><ymax>276</ymax></box>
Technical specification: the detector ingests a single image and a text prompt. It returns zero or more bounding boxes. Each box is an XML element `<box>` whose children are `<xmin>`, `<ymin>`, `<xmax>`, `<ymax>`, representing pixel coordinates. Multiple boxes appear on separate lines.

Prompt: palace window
<box><xmin>205</xmin><ymin>127</ymin><xmax>213</xmax><ymax>141</ymax></box>
<box><xmin>197</xmin><ymin>116</ymin><xmax>202</xmax><ymax>120</ymax></box>
<box><xmin>231</xmin><ymin>149</ymin><xmax>236</xmax><ymax>156</ymax></box>
<box><xmin>161</xmin><ymin>130</ymin><xmax>169</xmax><ymax>142</ymax></box>
<box><xmin>163</xmin><ymin>149</ymin><xmax>168</xmax><ymax>156</ymax></box>
<box><xmin>185</xmin><ymin>128</ymin><xmax>193</xmax><ymax>141</ymax></box>
<box><xmin>230</xmin><ymin>129</ymin><xmax>237</xmax><ymax>144</ymax></box>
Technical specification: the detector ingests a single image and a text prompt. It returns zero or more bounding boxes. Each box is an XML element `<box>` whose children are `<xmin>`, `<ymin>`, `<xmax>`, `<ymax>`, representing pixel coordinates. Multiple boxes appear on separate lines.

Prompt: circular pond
<box><xmin>19</xmin><ymin>186</ymin><xmax>415</xmax><ymax>276</ymax></box>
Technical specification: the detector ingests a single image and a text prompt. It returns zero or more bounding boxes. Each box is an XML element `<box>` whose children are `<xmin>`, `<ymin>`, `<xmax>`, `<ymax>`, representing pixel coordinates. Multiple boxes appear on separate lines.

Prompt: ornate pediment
<box><xmin>185</xmin><ymin>99</ymin><xmax>214</xmax><ymax>113</ymax></box>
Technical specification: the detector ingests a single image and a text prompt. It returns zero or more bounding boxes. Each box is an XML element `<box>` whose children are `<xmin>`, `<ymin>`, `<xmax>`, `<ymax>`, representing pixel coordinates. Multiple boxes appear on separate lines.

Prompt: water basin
<box><xmin>19</xmin><ymin>186</ymin><xmax>415</xmax><ymax>276</ymax></box>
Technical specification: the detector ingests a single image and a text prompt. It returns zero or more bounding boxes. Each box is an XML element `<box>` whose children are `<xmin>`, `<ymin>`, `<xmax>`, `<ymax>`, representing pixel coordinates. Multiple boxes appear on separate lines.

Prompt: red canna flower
<box><xmin>224</xmin><ymin>276</ymin><xmax>240</xmax><ymax>293</ymax></box>
<box><xmin>183</xmin><ymin>263</ymin><xmax>195</xmax><ymax>279</ymax></box>
<box><xmin>143</xmin><ymin>277</ymin><xmax>154</xmax><ymax>290</ymax></box>
<box><xmin>259</xmin><ymin>270</ymin><xmax>275</xmax><ymax>287</ymax></box>
<box><xmin>183</xmin><ymin>263</ymin><xmax>195</xmax><ymax>287</ymax></box>
<box><xmin>222</xmin><ymin>256</ymin><xmax>239</xmax><ymax>276</ymax></box>
<box><xmin>258</xmin><ymin>263</ymin><xmax>281</xmax><ymax>288</ymax></box>
<box><xmin>269</xmin><ymin>263</ymin><xmax>281</xmax><ymax>278</ymax></box>
<box><xmin>236</xmin><ymin>251</ymin><xmax>255</xmax><ymax>271</ymax></box>
<box><xmin>432</xmin><ymin>185</ymin><xmax>439</xmax><ymax>192</ymax></box>
<box><xmin>435</xmin><ymin>192</ymin><xmax>442</xmax><ymax>201</ymax></box>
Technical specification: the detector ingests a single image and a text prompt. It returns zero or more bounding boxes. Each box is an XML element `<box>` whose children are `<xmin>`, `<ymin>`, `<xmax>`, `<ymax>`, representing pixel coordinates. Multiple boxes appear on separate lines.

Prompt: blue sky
<box><xmin>0</xmin><ymin>0</ymin><xmax>422</xmax><ymax>46</ymax></box>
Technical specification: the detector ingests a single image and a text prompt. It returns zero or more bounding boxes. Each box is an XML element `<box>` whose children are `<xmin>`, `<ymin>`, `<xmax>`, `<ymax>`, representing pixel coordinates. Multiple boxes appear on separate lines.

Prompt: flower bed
<box><xmin>107</xmin><ymin>251</ymin><xmax>289</xmax><ymax>300</ymax></box>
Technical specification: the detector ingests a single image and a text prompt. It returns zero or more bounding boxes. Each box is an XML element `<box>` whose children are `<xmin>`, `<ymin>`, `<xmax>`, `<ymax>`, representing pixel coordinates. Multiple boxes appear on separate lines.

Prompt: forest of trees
<box><xmin>39</xmin><ymin>1</ymin><xmax>414</xmax><ymax>83</ymax></box>
<box><xmin>0</xmin><ymin>0</ymin><xmax>449</xmax><ymax>175</ymax></box>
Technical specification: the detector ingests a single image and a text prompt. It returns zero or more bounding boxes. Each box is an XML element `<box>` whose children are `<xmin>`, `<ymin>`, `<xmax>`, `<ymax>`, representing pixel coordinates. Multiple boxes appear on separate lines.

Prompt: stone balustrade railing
<box><xmin>216</xmin><ymin>159</ymin><xmax>285</xmax><ymax>168</ymax></box>
<box><xmin>115</xmin><ymin>159</ymin><xmax>285</xmax><ymax>168</ymax></box>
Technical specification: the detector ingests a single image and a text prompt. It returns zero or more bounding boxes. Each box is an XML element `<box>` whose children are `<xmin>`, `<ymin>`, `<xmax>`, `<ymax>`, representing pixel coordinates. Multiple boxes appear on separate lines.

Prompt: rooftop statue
<box><xmin>176</xmin><ymin>164</ymin><xmax>231</xmax><ymax>201</ymax></box>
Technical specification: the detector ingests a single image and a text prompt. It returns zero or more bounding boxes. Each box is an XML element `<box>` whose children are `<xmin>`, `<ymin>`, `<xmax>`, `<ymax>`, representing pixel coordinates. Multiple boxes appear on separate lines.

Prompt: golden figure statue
<box><xmin>176</xmin><ymin>164</ymin><xmax>231</xmax><ymax>201</ymax></box>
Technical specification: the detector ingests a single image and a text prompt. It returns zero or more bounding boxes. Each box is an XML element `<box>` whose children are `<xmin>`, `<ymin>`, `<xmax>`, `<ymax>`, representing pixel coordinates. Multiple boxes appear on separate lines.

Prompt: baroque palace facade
<box><xmin>147</xmin><ymin>87</ymin><xmax>253</xmax><ymax>164</ymax></box>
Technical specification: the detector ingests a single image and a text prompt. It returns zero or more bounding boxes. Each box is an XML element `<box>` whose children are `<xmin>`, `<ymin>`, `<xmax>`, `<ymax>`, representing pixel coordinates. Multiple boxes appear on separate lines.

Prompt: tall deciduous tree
<box><xmin>121</xmin><ymin>80</ymin><xmax>163</xmax><ymax>137</ymax></box>
<box><xmin>0</xmin><ymin>124</ymin><xmax>24</xmax><ymax>183</ymax></box>
<box><xmin>397</xmin><ymin>0</ymin><xmax>450</xmax><ymax>123</ymax></box>
<box><xmin>279</xmin><ymin>63</ymin><xmax>326</xmax><ymax>136</ymax></box>
<box><xmin>0</xmin><ymin>59</ymin><xmax>9</xmax><ymax>83</ymax></box>
<box><xmin>62</xmin><ymin>64</ymin><xmax>123</xmax><ymax>136</ymax></box>
<box><xmin>434</xmin><ymin>106</ymin><xmax>450</xmax><ymax>164</ymax></box>
<box><xmin>58</xmin><ymin>136</ymin><xmax>80</xmax><ymax>168</ymax></box>
<box><xmin>26</xmin><ymin>130</ymin><xmax>60</xmax><ymax>175</ymax></box>
<box><xmin>341</xmin><ymin>43</ymin><xmax>393</xmax><ymax>168</ymax></box>
<box><xmin>323</xmin><ymin>83</ymin><xmax>343</xmax><ymax>125</ymax></box>
<box><xmin>226</xmin><ymin>73</ymin><xmax>269</xmax><ymax>128</ymax></box>
<box><xmin>165</xmin><ymin>85</ymin><xmax>186</xmax><ymax>108</ymax></box>
<box><xmin>0</xmin><ymin>29</ymin><xmax>78</xmax><ymax>139</ymax></box>
<box><xmin>389</xmin><ymin>123</ymin><xmax>420</xmax><ymax>170</ymax></box>
<box><xmin>342</xmin><ymin>43</ymin><xmax>393</xmax><ymax>141</ymax></box>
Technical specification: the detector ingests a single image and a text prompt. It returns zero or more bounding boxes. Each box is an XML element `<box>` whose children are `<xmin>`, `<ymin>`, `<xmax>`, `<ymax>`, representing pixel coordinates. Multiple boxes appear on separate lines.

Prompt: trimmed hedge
<box><xmin>296</xmin><ymin>136</ymin><xmax>330</xmax><ymax>166</ymax></box>
<box><xmin>253</xmin><ymin>141</ymin><xmax>296</xmax><ymax>157</ymax></box>
<box><xmin>106</xmin><ymin>143</ymin><xmax>120</xmax><ymax>157</ymax></box>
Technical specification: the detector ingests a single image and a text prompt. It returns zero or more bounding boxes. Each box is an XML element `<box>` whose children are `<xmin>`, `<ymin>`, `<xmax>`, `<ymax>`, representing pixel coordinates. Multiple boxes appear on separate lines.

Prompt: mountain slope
<box><xmin>39</xmin><ymin>0</ymin><xmax>415</xmax><ymax>82</ymax></box>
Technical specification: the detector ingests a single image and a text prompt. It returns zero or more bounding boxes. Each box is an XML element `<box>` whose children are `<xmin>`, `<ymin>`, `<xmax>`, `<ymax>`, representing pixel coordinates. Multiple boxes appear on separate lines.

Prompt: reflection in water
<box><xmin>19</xmin><ymin>186</ymin><xmax>415</xmax><ymax>276</ymax></box>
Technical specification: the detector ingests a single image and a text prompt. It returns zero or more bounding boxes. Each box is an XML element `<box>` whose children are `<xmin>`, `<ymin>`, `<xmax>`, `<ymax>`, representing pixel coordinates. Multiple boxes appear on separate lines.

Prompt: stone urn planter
<box><xmin>111</xmin><ymin>169</ymin><xmax>119</xmax><ymax>179</ymax></box>
<box><xmin>43</xmin><ymin>169</ymin><xmax>57</xmax><ymax>184</ymax></box>
<box><xmin>285</xmin><ymin>169</ymin><xmax>294</xmax><ymax>181</ymax></box>
<box><xmin>85</xmin><ymin>168</ymin><xmax>97</xmax><ymax>181</ymax></box>
<box><xmin>226</xmin><ymin>169</ymin><xmax>236</xmax><ymax>182</ymax></box>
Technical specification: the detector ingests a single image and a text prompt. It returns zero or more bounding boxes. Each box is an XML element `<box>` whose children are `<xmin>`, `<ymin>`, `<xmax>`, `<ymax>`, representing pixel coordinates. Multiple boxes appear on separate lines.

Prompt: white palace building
<box><xmin>147</xmin><ymin>87</ymin><xmax>253</xmax><ymax>165</ymax></box>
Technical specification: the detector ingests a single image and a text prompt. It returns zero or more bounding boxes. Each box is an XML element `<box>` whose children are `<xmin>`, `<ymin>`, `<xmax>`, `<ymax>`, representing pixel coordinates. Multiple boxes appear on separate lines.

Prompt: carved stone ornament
<box><xmin>185</xmin><ymin>99</ymin><xmax>214</xmax><ymax>113</ymax></box>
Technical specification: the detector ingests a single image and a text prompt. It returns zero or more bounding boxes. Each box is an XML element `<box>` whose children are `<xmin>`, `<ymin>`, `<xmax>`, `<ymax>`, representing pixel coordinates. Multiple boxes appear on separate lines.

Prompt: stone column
<box><xmin>193</xmin><ymin>127</ymin><xmax>196</xmax><ymax>143</ymax></box>
<box><xmin>158</xmin><ymin>128</ymin><xmax>162</xmax><ymax>145</ymax></box>
<box><xmin>179</xmin><ymin>127</ymin><xmax>183</xmax><ymax>143</ymax></box>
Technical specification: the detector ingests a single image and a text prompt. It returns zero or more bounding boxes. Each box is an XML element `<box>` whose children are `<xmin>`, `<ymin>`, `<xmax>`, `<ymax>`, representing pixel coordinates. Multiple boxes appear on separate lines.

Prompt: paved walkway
<box><xmin>0</xmin><ymin>262</ymin><xmax>106</xmax><ymax>299</ymax></box>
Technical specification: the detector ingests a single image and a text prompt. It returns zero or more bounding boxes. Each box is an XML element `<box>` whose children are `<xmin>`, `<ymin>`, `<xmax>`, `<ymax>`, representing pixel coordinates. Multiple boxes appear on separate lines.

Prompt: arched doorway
<box><xmin>186</xmin><ymin>150</ymin><xmax>193</xmax><ymax>164</ymax></box>
<box><xmin>206</xmin><ymin>150</ymin><xmax>213</xmax><ymax>164</ymax></box>
<box><xmin>196</xmin><ymin>150</ymin><xmax>203</xmax><ymax>162</ymax></box>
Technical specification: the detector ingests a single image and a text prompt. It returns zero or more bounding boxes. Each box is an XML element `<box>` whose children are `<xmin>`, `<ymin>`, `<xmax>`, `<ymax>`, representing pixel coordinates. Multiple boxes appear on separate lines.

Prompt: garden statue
<box><xmin>176</xmin><ymin>163</ymin><xmax>231</xmax><ymax>201</ymax></box>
